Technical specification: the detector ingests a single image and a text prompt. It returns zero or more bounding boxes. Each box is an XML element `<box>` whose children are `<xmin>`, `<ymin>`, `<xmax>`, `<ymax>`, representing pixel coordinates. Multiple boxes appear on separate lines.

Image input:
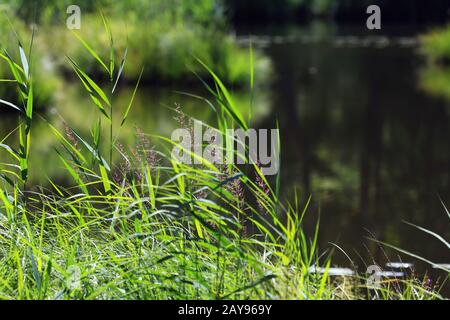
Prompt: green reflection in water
<box><xmin>0</xmin><ymin>82</ymin><xmax>271</xmax><ymax>185</ymax></box>
<box><xmin>420</xmin><ymin>65</ymin><xmax>450</xmax><ymax>103</ymax></box>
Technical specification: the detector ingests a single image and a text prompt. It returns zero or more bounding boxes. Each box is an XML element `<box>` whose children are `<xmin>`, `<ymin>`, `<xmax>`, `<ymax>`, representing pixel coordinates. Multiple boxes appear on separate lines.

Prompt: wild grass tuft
<box><xmin>0</xmin><ymin>16</ymin><xmax>447</xmax><ymax>300</ymax></box>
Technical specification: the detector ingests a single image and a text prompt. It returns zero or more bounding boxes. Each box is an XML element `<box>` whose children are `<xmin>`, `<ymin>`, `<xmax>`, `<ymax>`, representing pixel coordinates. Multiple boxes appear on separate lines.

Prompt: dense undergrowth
<box><xmin>1</xmin><ymin>1</ymin><xmax>270</xmax><ymax>89</ymax></box>
<box><xmin>0</xmin><ymin>14</ymin><xmax>447</xmax><ymax>300</ymax></box>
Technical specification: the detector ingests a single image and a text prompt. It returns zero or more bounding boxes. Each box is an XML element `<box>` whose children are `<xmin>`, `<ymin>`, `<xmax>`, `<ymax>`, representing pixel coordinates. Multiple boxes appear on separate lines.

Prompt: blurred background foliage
<box><xmin>2</xmin><ymin>0</ymin><xmax>450</xmax><ymax>107</ymax></box>
<box><xmin>1</xmin><ymin>0</ymin><xmax>450</xmax><ymax>117</ymax></box>
<box><xmin>0</xmin><ymin>0</ymin><xmax>270</xmax><ymax>102</ymax></box>
<box><xmin>0</xmin><ymin>12</ymin><xmax>59</xmax><ymax>110</ymax></box>
<box><xmin>420</xmin><ymin>27</ymin><xmax>450</xmax><ymax>101</ymax></box>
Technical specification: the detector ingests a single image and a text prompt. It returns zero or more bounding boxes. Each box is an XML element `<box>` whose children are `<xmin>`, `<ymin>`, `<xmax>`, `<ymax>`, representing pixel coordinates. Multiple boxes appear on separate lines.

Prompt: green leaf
<box><xmin>56</xmin><ymin>151</ymin><xmax>89</xmax><ymax>195</ymax></box>
<box><xmin>18</xmin><ymin>124</ymin><xmax>28</xmax><ymax>182</ymax></box>
<box><xmin>71</xmin><ymin>129</ymin><xmax>111</xmax><ymax>172</ymax></box>
<box><xmin>196</xmin><ymin>57</ymin><xmax>248</xmax><ymax>130</ymax></box>
<box><xmin>112</xmin><ymin>48</ymin><xmax>128</xmax><ymax>93</ymax></box>
<box><xmin>373</xmin><ymin>238</ymin><xmax>450</xmax><ymax>273</ymax></box>
<box><xmin>405</xmin><ymin>221</ymin><xmax>450</xmax><ymax>250</ymax></box>
<box><xmin>19</xmin><ymin>43</ymin><xmax>29</xmax><ymax>80</ymax></box>
<box><xmin>1</xmin><ymin>50</ymin><xmax>26</xmax><ymax>97</ymax></box>
<box><xmin>25</xmin><ymin>83</ymin><xmax>33</xmax><ymax>130</ymax></box>
<box><xmin>47</xmin><ymin>122</ymin><xmax>87</xmax><ymax>164</ymax></box>
<box><xmin>121</xmin><ymin>67</ymin><xmax>144</xmax><ymax>127</ymax></box>
<box><xmin>0</xmin><ymin>143</ymin><xmax>20</xmax><ymax>162</ymax></box>
<box><xmin>68</xmin><ymin>57</ymin><xmax>110</xmax><ymax>119</ymax></box>
<box><xmin>101</xmin><ymin>11</ymin><xmax>114</xmax><ymax>77</ymax></box>
<box><xmin>195</xmin><ymin>219</ymin><xmax>204</xmax><ymax>239</ymax></box>
<box><xmin>99</xmin><ymin>163</ymin><xmax>111</xmax><ymax>194</ymax></box>
<box><xmin>440</xmin><ymin>198</ymin><xmax>450</xmax><ymax>220</ymax></box>
<box><xmin>0</xmin><ymin>188</ymin><xmax>14</xmax><ymax>215</ymax></box>
<box><xmin>68</xmin><ymin>57</ymin><xmax>110</xmax><ymax>106</ymax></box>
<box><xmin>70</xmin><ymin>30</ymin><xmax>109</xmax><ymax>74</ymax></box>
<box><xmin>0</xmin><ymin>99</ymin><xmax>22</xmax><ymax>113</ymax></box>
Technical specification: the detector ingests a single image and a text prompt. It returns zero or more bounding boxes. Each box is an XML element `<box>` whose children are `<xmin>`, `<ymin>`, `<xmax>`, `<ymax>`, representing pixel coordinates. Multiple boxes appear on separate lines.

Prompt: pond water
<box><xmin>237</xmin><ymin>22</ymin><xmax>450</xmax><ymax>273</ymax></box>
<box><xmin>0</xmin><ymin>22</ymin><xmax>449</xmax><ymax>277</ymax></box>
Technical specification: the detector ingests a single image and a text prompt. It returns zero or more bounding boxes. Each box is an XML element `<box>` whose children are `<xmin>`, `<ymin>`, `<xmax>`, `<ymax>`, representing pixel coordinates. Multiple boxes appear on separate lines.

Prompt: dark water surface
<box><xmin>237</xmin><ymin>22</ymin><xmax>450</xmax><ymax>274</ymax></box>
<box><xmin>0</xmin><ymin>22</ymin><xmax>449</xmax><ymax>281</ymax></box>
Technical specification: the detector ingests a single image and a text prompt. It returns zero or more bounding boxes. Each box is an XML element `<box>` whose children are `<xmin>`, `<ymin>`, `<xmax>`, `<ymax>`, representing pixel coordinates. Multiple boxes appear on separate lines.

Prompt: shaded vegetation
<box><xmin>1</xmin><ymin>0</ymin><xmax>270</xmax><ymax>86</ymax></box>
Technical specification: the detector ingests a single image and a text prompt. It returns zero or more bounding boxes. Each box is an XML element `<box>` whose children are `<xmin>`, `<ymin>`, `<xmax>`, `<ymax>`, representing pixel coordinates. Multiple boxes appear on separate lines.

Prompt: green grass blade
<box><xmin>404</xmin><ymin>221</ymin><xmax>450</xmax><ymax>250</ymax></box>
<box><xmin>112</xmin><ymin>48</ymin><xmax>128</xmax><ymax>93</ymax></box>
<box><xmin>99</xmin><ymin>163</ymin><xmax>111</xmax><ymax>194</ymax></box>
<box><xmin>25</xmin><ymin>83</ymin><xmax>33</xmax><ymax>131</ymax></box>
<box><xmin>100</xmin><ymin>11</ymin><xmax>114</xmax><ymax>77</ymax></box>
<box><xmin>196</xmin><ymin>57</ymin><xmax>248</xmax><ymax>130</ymax></box>
<box><xmin>19</xmin><ymin>43</ymin><xmax>29</xmax><ymax>80</ymax></box>
<box><xmin>70</xmin><ymin>30</ymin><xmax>109</xmax><ymax>74</ymax></box>
<box><xmin>0</xmin><ymin>99</ymin><xmax>23</xmax><ymax>113</ymax></box>
<box><xmin>68</xmin><ymin>57</ymin><xmax>110</xmax><ymax>106</ymax></box>
<box><xmin>121</xmin><ymin>67</ymin><xmax>143</xmax><ymax>127</ymax></box>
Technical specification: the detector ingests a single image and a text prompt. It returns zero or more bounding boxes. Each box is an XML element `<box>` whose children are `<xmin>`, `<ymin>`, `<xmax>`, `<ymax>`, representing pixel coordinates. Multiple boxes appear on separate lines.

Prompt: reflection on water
<box><xmin>420</xmin><ymin>65</ymin><xmax>450</xmax><ymax>101</ymax></box>
<box><xmin>242</xmin><ymin>23</ymin><xmax>450</xmax><ymax>270</ymax></box>
<box><xmin>0</xmin><ymin>84</ymin><xmax>270</xmax><ymax>185</ymax></box>
<box><xmin>0</xmin><ymin>22</ymin><xmax>449</xmax><ymax>273</ymax></box>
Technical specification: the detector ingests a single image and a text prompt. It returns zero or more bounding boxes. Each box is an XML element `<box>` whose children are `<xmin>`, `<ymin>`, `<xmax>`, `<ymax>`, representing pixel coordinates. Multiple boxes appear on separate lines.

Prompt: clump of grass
<box><xmin>0</xmin><ymin>11</ymin><xmax>58</xmax><ymax>110</ymax></box>
<box><xmin>0</xmin><ymin>32</ymin><xmax>35</xmax><ymax>185</ymax></box>
<box><xmin>0</xmin><ymin>16</ymin><xmax>328</xmax><ymax>300</ymax></box>
<box><xmin>0</xmin><ymin>15</ymin><xmax>446</xmax><ymax>300</ymax></box>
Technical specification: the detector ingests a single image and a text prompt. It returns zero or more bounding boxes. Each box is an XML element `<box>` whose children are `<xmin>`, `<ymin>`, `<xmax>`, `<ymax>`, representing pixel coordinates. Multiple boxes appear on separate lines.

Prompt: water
<box><xmin>237</xmin><ymin>22</ymin><xmax>450</xmax><ymax>272</ymax></box>
<box><xmin>0</xmin><ymin>22</ymin><xmax>449</xmax><ymax>276</ymax></box>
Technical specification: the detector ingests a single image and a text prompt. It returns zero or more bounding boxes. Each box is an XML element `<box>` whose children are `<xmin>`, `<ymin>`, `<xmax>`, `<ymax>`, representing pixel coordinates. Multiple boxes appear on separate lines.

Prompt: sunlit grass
<box><xmin>0</xmin><ymin>14</ymin><xmax>447</xmax><ymax>301</ymax></box>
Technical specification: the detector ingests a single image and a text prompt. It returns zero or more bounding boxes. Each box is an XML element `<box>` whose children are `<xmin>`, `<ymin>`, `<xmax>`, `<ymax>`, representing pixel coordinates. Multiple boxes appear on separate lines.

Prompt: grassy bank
<box><xmin>2</xmin><ymin>1</ymin><xmax>270</xmax><ymax>87</ymax></box>
<box><xmin>42</xmin><ymin>14</ymin><xmax>270</xmax><ymax>85</ymax></box>
<box><xmin>0</xmin><ymin>16</ymin><xmax>447</xmax><ymax>301</ymax></box>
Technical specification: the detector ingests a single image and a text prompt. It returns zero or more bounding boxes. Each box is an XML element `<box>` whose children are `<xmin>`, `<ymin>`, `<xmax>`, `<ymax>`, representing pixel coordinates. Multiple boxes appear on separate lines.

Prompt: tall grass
<box><xmin>0</xmin><ymin>17</ymin><xmax>446</xmax><ymax>300</ymax></box>
<box><xmin>0</xmin><ymin>36</ymin><xmax>34</xmax><ymax>185</ymax></box>
<box><xmin>0</xmin><ymin>18</ymin><xmax>329</xmax><ymax>300</ymax></box>
<box><xmin>0</xmin><ymin>13</ymin><xmax>57</xmax><ymax>111</ymax></box>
